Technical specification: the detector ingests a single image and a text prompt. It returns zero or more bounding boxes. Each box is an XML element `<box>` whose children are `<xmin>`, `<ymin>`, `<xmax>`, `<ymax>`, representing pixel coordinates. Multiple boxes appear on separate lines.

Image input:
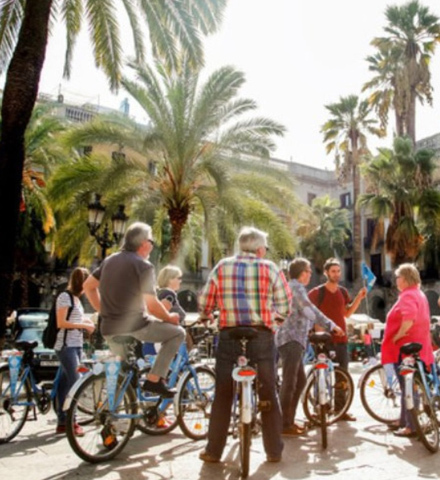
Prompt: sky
<box><xmin>10</xmin><ymin>0</ymin><xmax>440</xmax><ymax>170</ymax></box>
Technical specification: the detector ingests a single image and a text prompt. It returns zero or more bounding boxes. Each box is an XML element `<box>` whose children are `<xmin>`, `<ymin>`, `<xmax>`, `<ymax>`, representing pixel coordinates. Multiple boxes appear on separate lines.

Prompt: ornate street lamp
<box><xmin>87</xmin><ymin>194</ymin><xmax>129</xmax><ymax>259</ymax></box>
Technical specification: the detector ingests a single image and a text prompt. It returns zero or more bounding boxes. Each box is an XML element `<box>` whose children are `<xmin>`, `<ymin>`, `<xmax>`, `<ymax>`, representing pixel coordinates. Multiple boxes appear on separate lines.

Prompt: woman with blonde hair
<box><xmin>381</xmin><ymin>263</ymin><xmax>434</xmax><ymax>437</ymax></box>
<box><xmin>157</xmin><ymin>265</ymin><xmax>186</xmax><ymax>325</ymax></box>
<box><xmin>54</xmin><ymin>267</ymin><xmax>95</xmax><ymax>436</ymax></box>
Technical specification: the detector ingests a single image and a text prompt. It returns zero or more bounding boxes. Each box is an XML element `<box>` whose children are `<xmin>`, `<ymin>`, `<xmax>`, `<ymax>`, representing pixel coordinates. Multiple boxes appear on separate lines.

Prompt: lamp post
<box><xmin>87</xmin><ymin>194</ymin><xmax>129</xmax><ymax>260</ymax></box>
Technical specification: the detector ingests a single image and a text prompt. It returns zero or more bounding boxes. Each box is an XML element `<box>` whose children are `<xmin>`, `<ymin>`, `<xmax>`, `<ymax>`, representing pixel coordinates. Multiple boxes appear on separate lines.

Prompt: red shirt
<box><xmin>381</xmin><ymin>286</ymin><xmax>434</xmax><ymax>366</ymax></box>
<box><xmin>308</xmin><ymin>285</ymin><xmax>350</xmax><ymax>344</ymax></box>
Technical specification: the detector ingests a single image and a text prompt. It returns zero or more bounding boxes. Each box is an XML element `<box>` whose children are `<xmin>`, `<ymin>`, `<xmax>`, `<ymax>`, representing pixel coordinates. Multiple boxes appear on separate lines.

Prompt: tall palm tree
<box><xmin>363</xmin><ymin>0</ymin><xmax>440</xmax><ymax>142</ymax></box>
<box><xmin>297</xmin><ymin>195</ymin><xmax>350</xmax><ymax>274</ymax></box>
<box><xmin>358</xmin><ymin>136</ymin><xmax>440</xmax><ymax>267</ymax></box>
<box><xmin>48</xmin><ymin>60</ymin><xmax>300</xmax><ymax>265</ymax></box>
<box><xmin>321</xmin><ymin>94</ymin><xmax>384</xmax><ymax>281</ymax></box>
<box><xmin>0</xmin><ymin>0</ymin><xmax>225</xmax><ymax>341</ymax></box>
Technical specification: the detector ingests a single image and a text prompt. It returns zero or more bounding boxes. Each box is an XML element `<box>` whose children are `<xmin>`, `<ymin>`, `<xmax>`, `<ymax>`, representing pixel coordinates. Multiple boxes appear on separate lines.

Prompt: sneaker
<box><xmin>282</xmin><ymin>424</ymin><xmax>306</xmax><ymax>436</ymax></box>
<box><xmin>55</xmin><ymin>425</ymin><xmax>66</xmax><ymax>435</ymax></box>
<box><xmin>266</xmin><ymin>455</ymin><xmax>282</xmax><ymax>463</ymax></box>
<box><xmin>74</xmin><ymin>424</ymin><xmax>85</xmax><ymax>437</ymax></box>
<box><xmin>199</xmin><ymin>450</ymin><xmax>221</xmax><ymax>463</ymax></box>
<box><xmin>143</xmin><ymin>379</ymin><xmax>176</xmax><ymax>398</ymax></box>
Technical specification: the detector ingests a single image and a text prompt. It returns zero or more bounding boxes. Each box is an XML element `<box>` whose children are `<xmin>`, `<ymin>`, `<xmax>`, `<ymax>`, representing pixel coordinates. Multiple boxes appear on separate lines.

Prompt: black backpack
<box><xmin>42</xmin><ymin>291</ymin><xmax>74</xmax><ymax>349</ymax></box>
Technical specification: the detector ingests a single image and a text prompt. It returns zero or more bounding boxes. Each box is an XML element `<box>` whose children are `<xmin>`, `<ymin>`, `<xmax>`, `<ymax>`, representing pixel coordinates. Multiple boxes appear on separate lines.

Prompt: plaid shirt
<box><xmin>198</xmin><ymin>252</ymin><xmax>292</xmax><ymax>329</ymax></box>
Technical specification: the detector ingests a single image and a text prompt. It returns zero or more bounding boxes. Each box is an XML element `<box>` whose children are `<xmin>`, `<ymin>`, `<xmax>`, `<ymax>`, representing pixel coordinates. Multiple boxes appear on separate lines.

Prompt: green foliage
<box><xmin>298</xmin><ymin>196</ymin><xmax>350</xmax><ymax>273</ymax></box>
<box><xmin>358</xmin><ymin>136</ymin><xmax>440</xmax><ymax>266</ymax></box>
<box><xmin>48</xmin><ymin>58</ymin><xmax>301</xmax><ymax>266</ymax></box>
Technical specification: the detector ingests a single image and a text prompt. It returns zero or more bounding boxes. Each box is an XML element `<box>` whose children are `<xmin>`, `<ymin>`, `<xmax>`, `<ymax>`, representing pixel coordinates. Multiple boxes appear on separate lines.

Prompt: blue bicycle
<box><xmin>64</xmin><ymin>334</ymin><xmax>215</xmax><ymax>463</ymax></box>
<box><xmin>0</xmin><ymin>341</ymin><xmax>91</xmax><ymax>443</ymax></box>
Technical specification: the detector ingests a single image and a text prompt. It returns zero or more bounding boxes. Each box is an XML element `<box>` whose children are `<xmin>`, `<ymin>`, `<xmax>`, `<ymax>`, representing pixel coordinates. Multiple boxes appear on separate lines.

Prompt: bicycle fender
<box><xmin>62</xmin><ymin>370</ymin><xmax>95</xmax><ymax>411</ymax></box>
<box><xmin>173</xmin><ymin>369</ymin><xmax>194</xmax><ymax>415</ymax></box>
<box><xmin>404</xmin><ymin>373</ymin><xmax>414</xmax><ymax>410</ymax></box>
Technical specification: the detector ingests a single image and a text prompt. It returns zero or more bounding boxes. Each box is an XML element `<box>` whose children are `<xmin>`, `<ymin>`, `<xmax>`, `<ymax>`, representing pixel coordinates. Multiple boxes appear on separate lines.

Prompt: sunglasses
<box><xmin>147</xmin><ymin>239</ymin><xmax>155</xmax><ymax>247</ymax></box>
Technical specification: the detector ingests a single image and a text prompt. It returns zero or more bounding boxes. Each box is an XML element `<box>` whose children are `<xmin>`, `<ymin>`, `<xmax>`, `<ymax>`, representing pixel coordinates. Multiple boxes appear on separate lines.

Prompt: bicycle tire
<box><xmin>409</xmin><ymin>373</ymin><xmax>439</xmax><ymax>453</ymax></box>
<box><xmin>0</xmin><ymin>364</ymin><xmax>31</xmax><ymax>444</ymax></box>
<box><xmin>66</xmin><ymin>372</ymin><xmax>137</xmax><ymax>463</ymax></box>
<box><xmin>137</xmin><ymin>367</ymin><xmax>178</xmax><ymax>435</ymax></box>
<box><xmin>303</xmin><ymin>366</ymin><xmax>354</xmax><ymax>425</ymax></box>
<box><xmin>176</xmin><ymin>365</ymin><xmax>215</xmax><ymax>440</ymax></box>
<box><xmin>360</xmin><ymin>364</ymin><xmax>401</xmax><ymax>424</ymax></box>
<box><xmin>319</xmin><ymin>404</ymin><xmax>327</xmax><ymax>449</ymax></box>
<box><xmin>240</xmin><ymin>421</ymin><xmax>251</xmax><ymax>478</ymax></box>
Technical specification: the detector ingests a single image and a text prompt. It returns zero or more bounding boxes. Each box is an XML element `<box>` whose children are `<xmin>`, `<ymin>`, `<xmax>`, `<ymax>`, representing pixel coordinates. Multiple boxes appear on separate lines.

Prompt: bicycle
<box><xmin>359</xmin><ymin>361</ymin><xmax>401</xmax><ymax>424</ymax></box>
<box><xmin>64</xmin><ymin>334</ymin><xmax>215</xmax><ymax>463</ymax></box>
<box><xmin>302</xmin><ymin>332</ymin><xmax>354</xmax><ymax>449</ymax></box>
<box><xmin>0</xmin><ymin>341</ymin><xmax>91</xmax><ymax>444</ymax></box>
<box><xmin>229</xmin><ymin>327</ymin><xmax>260</xmax><ymax>478</ymax></box>
<box><xmin>398</xmin><ymin>342</ymin><xmax>440</xmax><ymax>453</ymax></box>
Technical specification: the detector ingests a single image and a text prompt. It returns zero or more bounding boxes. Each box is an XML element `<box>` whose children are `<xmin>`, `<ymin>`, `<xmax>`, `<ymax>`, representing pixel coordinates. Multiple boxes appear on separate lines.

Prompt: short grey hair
<box><xmin>238</xmin><ymin>226</ymin><xmax>268</xmax><ymax>253</ymax></box>
<box><xmin>289</xmin><ymin>258</ymin><xmax>310</xmax><ymax>280</ymax></box>
<box><xmin>157</xmin><ymin>265</ymin><xmax>182</xmax><ymax>288</ymax></box>
<box><xmin>122</xmin><ymin>222</ymin><xmax>152</xmax><ymax>252</ymax></box>
<box><xmin>395</xmin><ymin>263</ymin><xmax>421</xmax><ymax>287</ymax></box>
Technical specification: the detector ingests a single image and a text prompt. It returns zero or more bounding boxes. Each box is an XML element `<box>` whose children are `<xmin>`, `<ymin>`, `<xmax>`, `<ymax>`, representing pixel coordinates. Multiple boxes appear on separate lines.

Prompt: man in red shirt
<box><xmin>308</xmin><ymin>258</ymin><xmax>367</xmax><ymax>421</ymax></box>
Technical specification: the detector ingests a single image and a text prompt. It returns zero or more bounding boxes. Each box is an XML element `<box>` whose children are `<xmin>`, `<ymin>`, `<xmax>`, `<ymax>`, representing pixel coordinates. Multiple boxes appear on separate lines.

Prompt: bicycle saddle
<box><xmin>227</xmin><ymin>327</ymin><xmax>259</xmax><ymax>340</ymax></box>
<box><xmin>400</xmin><ymin>342</ymin><xmax>422</xmax><ymax>355</ymax></box>
<box><xmin>309</xmin><ymin>332</ymin><xmax>332</xmax><ymax>345</ymax></box>
<box><xmin>14</xmin><ymin>340</ymin><xmax>38</xmax><ymax>351</ymax></box>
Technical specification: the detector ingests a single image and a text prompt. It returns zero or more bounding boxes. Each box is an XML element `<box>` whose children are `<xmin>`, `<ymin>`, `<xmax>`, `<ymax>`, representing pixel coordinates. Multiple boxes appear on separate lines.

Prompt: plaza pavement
<box><xmin>1</xmin><ymin>363</ymin><xmax>440</xmax><ymax>480</ymax></box>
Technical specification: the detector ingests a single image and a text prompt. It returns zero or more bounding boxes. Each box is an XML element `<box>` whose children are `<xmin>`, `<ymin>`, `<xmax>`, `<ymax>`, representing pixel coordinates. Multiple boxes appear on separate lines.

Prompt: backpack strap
<box><xmin>62</xmin><ymin>290</ymin><xmax>75</xmax><ymax>348</ymax></box>
<box><xmin>317</xmin><ymin>284</ymin><xmax>343</xmax><ymax>308</ymax></box>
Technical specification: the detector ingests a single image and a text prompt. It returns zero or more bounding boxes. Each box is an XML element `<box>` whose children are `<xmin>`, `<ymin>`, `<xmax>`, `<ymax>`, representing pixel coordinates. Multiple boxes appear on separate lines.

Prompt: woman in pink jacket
<box><xmin>381</xmin><ymin>263</ymin><xmax>434</xmax><ymax>437</ymax></box>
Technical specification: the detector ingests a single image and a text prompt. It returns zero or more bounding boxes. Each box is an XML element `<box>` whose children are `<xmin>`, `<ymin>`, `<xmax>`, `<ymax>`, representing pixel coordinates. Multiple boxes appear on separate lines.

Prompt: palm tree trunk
<box><xmin>0</xmin><ymin>0</ymin><xmax>53</xmax><ymax>340</ymax></box>
<box><xmin>407</xmin><ymin>90</ymin><xmax>416</xmax><ymax>144</ymax></box>
<box><xmin>168</xmin><ymin>207</ymin><xmax>189</xmax><ymax>262</ymax></box>
<box><xmin>351</xmin><ymin>140</ymin><xmax>362</xmax><ymax>282</ymax></box>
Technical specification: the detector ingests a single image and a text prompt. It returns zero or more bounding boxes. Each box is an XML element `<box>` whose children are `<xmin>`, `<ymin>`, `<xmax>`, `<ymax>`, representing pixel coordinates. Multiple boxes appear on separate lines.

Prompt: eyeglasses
<box><xmin>177</xmin><ymin>276</ymin><xmax>183</xmax><ymax>280</ymax></box>
<box><xmin>147</xmin><ymin>239</ymin><xmax>155</xmax><ymax>247</ymax></box>
<box><xmin>264</xmin><ymin>245</ymin><xmax>270</xmax><ymax>251</ymax></box>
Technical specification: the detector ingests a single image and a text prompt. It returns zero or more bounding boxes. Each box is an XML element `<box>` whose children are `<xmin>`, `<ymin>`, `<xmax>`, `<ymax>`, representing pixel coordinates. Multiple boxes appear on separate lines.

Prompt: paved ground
<box><xmin>2</xmin><ymin>363</ymin><xmax>440</xmax><ymax>480</ymax></box>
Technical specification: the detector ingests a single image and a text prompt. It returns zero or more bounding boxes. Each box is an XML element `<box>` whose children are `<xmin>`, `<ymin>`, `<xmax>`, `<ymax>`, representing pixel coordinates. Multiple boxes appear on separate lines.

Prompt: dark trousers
<box><xmin>329</xmin><ymin>342</ymin><xmax>350</xmax><ymax>412</ymax></box>
<box><xmin>55</xmin><ymin>346</ymin><xmax>82</xmax><ymax>425</ymax></box>
<box><xmin>278</xmin><ymin>340</ymin><xmax>306</xmax><ymax>429</ymax></box>
<box><xmin>205</xmin><ymin>329</ymin><xmax>283</xmax><ymax>459</ymax></box>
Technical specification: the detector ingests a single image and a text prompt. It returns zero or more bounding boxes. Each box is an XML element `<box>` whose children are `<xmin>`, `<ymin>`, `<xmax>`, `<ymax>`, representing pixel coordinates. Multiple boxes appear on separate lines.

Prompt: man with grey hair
<box><xmin>84</xmin><ymin>222</ymin><xmax>185</xmax><ymax>398</ymax></box>
<box><xmin>198</xmin><ymin>226</ymin><xmax>292</xmax><ymax>464</ymax></box>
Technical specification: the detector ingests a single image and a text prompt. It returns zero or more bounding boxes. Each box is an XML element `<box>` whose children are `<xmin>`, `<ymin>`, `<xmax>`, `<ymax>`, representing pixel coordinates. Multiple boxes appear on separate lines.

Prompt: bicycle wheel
<box><xmin>137</xmin><ymin>367</ymin><xmax>178</xmax><ymax>435</ymax></box>
<box><xmin>409</xmin><ymin>373</ymin><xmax>439</xmax><ymax>453</ymax></box>
<box><xmin>319</xmin><ymin>404</ymin><xmax>327</xmax><ymax>449</ymax></box>
<box><xmin>240</xmin><ymin>421</ymin><xmax>251</xmax><ymax>478</ymax></box>
<box><xmin>360</xmin><ymin>364</ymin><xmax>401</xmax><ymax>424</ymax></box>
<box><xmin>303</xmin><ymin>366</ymin><xmax>354</xmax><ymax>425</ymax></box>
<box><xmin>238</xmin><ymin>382</ymin><xmax>251</xmax><ymax>478</ymax></box>
<box><xmin>66</xmin><ymin>373</ymin><xmax>137</xmax><ymax>463</ymax></box>
<box><xmin>0</xmin><ymin>365</ymin><xmax>31</xmax><ymax>444</ymax></box>
<box><xmin>176</xmin><ymin>365</ymin><xmax>215</xmax><ymax>440</ymax></box>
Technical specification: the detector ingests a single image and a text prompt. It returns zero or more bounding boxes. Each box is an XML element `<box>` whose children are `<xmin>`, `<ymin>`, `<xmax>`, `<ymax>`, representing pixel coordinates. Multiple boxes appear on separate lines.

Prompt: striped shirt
<box><xmin>198</xmin><ymin>253</ymin><xmax>292</xmax><ymax>329</ymax></box>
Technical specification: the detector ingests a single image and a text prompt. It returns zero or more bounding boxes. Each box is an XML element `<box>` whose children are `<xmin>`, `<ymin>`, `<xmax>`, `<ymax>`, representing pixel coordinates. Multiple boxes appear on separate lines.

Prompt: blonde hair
<box><xmin>157</xmin><ymin>265</ymin><xmax>182</xmax><ymax>288</ymax></box>
<box><xmin>395</xmin><ymin>263</ymin><xmax>421</xmax><ymax>287</ymax></box>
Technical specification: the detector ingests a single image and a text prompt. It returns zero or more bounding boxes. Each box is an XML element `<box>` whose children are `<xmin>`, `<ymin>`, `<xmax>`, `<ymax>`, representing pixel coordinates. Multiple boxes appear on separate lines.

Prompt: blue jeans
<box><xmin>278</xmin><ymin>340</ymin><xmax>305</xmax><ymax>429</ymax></box>
<box><xmin>205</xmin><ymin>328</ymin><xmax>283</xmax><ymax>459</ymax></box>
<box><xmin>55</xmin><ymin>347</ymin><xmax>82</xmax><ymax>425</ymax></box>
<box><xmin>329</xmin><ymin>343</ymin><xmax>350</xmax><ymax>412</ymax></box>
<box><xmin>394</xmin><ymin>363</ymin><xmax>415</xmax><ymax>430</ymax></box>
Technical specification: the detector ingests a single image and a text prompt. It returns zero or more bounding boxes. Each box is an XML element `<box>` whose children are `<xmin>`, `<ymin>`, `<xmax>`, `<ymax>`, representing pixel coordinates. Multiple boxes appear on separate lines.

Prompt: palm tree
<box><xmin>48</xmin><ymin>60</ymin><xmax>300</xmax><ymax>265</ymax></box>
<box><xmin>358</xmin><ymin>136</ymin><xmax>440</xmax><ymax>267</ymax></box>
<box><xmin>297</xmin><ymin>196</ymin><xmax>350</xmax><ymax>274</ymax></box>
<box><xmin>11</xmin><ymin>103</ymin><xmax>68</xmax><ymax>306</ymax></box>
<box><xmin>0</xmin><ymin>0</ymin><xmax>226</xmax><ymax>342</ymax></box>
<box><xmin>321</xmin><ymin>94</ymin><xmax>384</xmax><ymax>281</ymax></box>
<box><xmin>363</xmin><ymin>0</ymin><xmax>440</xmax><ymax>143</ymax></box>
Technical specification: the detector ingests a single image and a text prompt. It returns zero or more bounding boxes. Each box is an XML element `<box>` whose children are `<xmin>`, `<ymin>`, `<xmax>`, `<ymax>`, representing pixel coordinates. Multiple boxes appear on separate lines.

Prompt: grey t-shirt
<box><xmin>92</xmin><ymin>250</ymin><xmax>156</xmax><ymax>335</ymax></box>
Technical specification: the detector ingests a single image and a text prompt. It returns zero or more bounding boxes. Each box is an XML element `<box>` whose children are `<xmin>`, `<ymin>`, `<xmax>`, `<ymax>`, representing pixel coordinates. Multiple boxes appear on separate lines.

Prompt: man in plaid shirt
<box><xmin>198</xmin><ymin>226</ymin><xmax>292</xmax><ymax>464</ymax></box>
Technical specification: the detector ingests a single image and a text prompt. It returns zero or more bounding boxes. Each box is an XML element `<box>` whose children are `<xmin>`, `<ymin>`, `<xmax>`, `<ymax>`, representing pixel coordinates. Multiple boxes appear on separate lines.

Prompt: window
<box><xmin>340</xmin><ymin>192</ymin><xmax>351</xmax><ymax>208</ymax></box>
